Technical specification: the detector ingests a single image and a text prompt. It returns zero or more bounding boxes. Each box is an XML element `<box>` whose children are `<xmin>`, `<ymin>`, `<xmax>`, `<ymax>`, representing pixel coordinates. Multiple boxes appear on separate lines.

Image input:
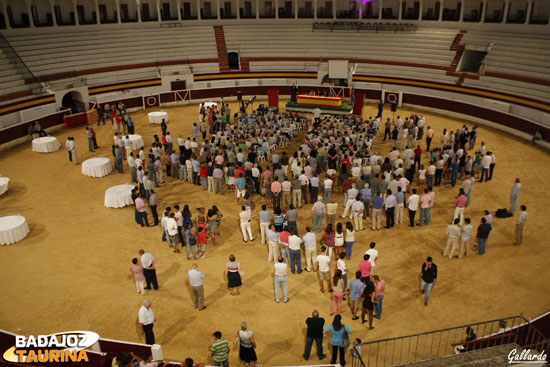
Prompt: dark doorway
<box><xmin>228</xmin><ymin>52</ymin><xmax>239</xmax><ymax>70</ymax></box>
<box><xmin>183</xmin><ymin>2</ymin><xmax>191</xmax><ymax>17</ymax></box>
<box><xmin>62</xmin><ymin>91</ymin><xmax>84</xmax><ymax>114</ymax></box>
<box><xmin>141</xmin><ymin>3</ymin><xmax>150</xmax><ymax>20</ymax></box>
<box><xmin>162</xmin><ymin>2</ymin><xmax>171</xmax><ymax>19</ymax></box>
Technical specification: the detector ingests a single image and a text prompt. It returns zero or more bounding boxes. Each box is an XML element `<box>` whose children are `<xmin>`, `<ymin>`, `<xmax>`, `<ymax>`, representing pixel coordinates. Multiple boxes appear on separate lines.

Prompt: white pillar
<box><xmin>217</xmin><ymin>0</ymin><xmax>220</xmax><ymax>18</ymax></box>
<box><xmin>459</xmin><ymin>0</ymin><xmax>464</xmax><ymax>22</ymax></box>
<box><xmin>50</xmin><ymin>0</ymin><xmax>58</xmax><ymax>26</ymax></box>
<box><xmin>501</xmin><ymin>0</ymin><xmax>509</xmax><ymax>23</ymax></box>
<box><xmin>136</xmin><ymin>0</ymin><xmax>142</xmax><ymax>21</ymax></box>
<box><xmin>255</xmin><ymin>0</ymin><xmax>258</xmax><ymax>18</ymax></box>
<box><xmin>197</xmin><ymin>0</ymin><xmax>201</xmax><ymax>19</ymax></box>
<box><xmin>294</xmin><ymin>0</ymin><xmax>297</xmax><ymax>18</ymax></box>
<box><xmin>275</xmin><ymin>0</ymin><xmax>278</xmax><ymax>18</ymax></box>
<box><xmin>237</xmin><ymin>0</ymin><xmax>240</xmax><ymax>18</ymax></box>
<box><xmin>27</xmin><ymin>0</ymin><xmax>35</xmax><ymax>27</ymax></box>
<box><xmin>524</xmin><ymin>0</ymin><xmax>532</xmax><ymax>24</ymax></box>
<box><xmin>72</xmin><ymin>0</ymin><xmax>79</xmax><ymax>25</ymax></box>
<box><xmin>398</xmin><ymin>0</ymin><xmax>402</xmax><ymax>20</ymax></box>
<box><xmin>479</xmin><ymin>0</ymin><xmax>486</xmax><ymax>22</ymax></box>
<box><xmin>378</xmin><ymin>0</ymin><xmax>382</xmax><ymax>19</ymax></box>
<box><xmin>157</xmin><ymin>0</ymin><xmax>161</xmax><ymax>20</ymax></box>
<box><xmin>177</xmin><ymin>0</ymin><xmax>182</xmax><ymax>19</ymax></box>
<box><xmin>418</xmin><ymin>0</ymin><xmax>422</xmax><ymax>20</ymax></box>
<box><xmin>438</xmin><ymin>0</ymin><xmax>443</xmax><ymax>21</ymax></box>
<box><xmin>332</xmin><ymin>0</ymin><xmax>335</xmax><ymax>19</ymax></box>
<box><xmin>115</xmin><ymin>0</ymin><xmax>121</xmax><ymax>22</ymax></box>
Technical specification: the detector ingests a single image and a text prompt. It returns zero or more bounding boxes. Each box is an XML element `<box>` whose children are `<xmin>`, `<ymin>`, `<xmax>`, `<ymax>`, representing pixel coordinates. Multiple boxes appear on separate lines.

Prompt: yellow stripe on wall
<box><xmin>89</xmin><ymin>79</ymin><xmax>162</xmax><ymax>94</ymax></box>
<box><xmin>352</xmin><ymin>75</ymin><xmax>549</xmax><ymax>111</ymax></box>
<box><xmin>194</xmin><ymin>72</ymin><xmax>316</xmax><ymax>81</ymax></box>
<box><xmin>0</xmin><ymin>96</ymin><xmax>56</xmax><ymax>115</ymax></box>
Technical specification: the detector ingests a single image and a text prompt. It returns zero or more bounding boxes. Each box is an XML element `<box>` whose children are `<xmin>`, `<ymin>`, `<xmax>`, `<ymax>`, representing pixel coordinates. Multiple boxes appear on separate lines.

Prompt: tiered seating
<box><xmin>6</xmin><ymin>26</ymin><xmax>219</xmax><ymax>88</ymax></box>
<box><xmin>462</xmin><ymin>31</ymin><xmax>550</xmax><ymax>102</ymax></box>
<box><xmin>225</xmin><ymin>25</ymin><xmax>457</xmax><ymax>76</ymax></box>
<box><xmin>0</xmin><ymin>50</ymin><xmax>32</xmax><ymax>97</ymax></box>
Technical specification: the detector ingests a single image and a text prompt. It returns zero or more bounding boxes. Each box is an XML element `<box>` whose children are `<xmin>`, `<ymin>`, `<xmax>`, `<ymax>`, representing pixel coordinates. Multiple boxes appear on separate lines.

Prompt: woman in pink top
<box><xmin>131</xmin><ymin>258</ymin><xmax>146</xmax><ymax>295</ymax></box>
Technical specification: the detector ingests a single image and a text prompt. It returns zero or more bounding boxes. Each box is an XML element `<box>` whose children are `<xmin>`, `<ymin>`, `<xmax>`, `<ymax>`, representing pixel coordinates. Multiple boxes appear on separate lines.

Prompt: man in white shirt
<box><xmin>384</xmin><ymin>190</ymin><xmax>396</xmax><ymax>229</ymax></box>
<box><xmin>139</xmin><ymin>249</ymin><xmax>158</xmax><ymax>290</ymax></box>
<box><xmin>188</xmin><ymin>264</ymin><xmax>206</xmax><ymax>310</ymax></box>
<box><xmin>459</xmin><ymin>218</ymin><xmax>473</xmax><ymax>258</ymax></box>
<box><xmin>313</xmin><ymin>106</ymin><xmax>321</xmax><ymax>124</ymax></box>
<box><xmin>302</xmin><ymin>227</ymin><xmax>317</xmax><ymax>272</ymax></box>
<box><xmin>481</xmin><ymin>153</ymin><xmax>492</xmax><ymax>182</ymax></box>
<box><xmin>443</xmin><ymin>218</ymin><xmax>461</xmax><ymax>259</ymax></box>
<box><xmin>239</xmin><ymin>206</ymin><xmax>254</xmax><ymax>242</ymax></box>
<box><xmin>128</xmin><ymin>152</ymin><xmax>137</xmax><ymax>183</ymax></box>
<box><xmin>138</xmin><ymin>300</ymin><xmax>155</xmax><ymax>344</ymax></box>
<box><xmin>351</xmin><ymin>199</ymin><xmax>365</xmax><ymax>231</ymax></box>
<box><xmin>407</xmin><ymin>189</ymin><xmax>420</xmax><ymax>227</ymax></box>
<box><xmin>509</xmin><ymin>178</ymin><xmax>521</xmax><ymax>215</ymax></box>
<box><xmin>274</xmin><ymin>257</ymin><xmax>289</xmax><ymax>303</ymax></box>
<box><xmin>288</xmin><ymin>232</ymin><xmax>303</xmax><ymax>274</ymax></box>
<box><xmin>315</xmin><ymin>246</ymin><xmax>332</xmax><ymax>293</ymax></box>
<box><xmin>341</xmin><ymin>183</ymin><xmax>358</xmax><ymax>218</ymax></box>
<box><xmin>166</xmin><ymin>212</ymin><xmax>180</xmax><ymax>253</ymax></box>
<box><xmin>515</xmin><ymin>205</ymin><xmax>528</xmax><ymax>245</ymax></box>
<box><xmin>365</xmin><ymin>242</ymin><xmax>378</xmax><ymax>272</ymax></box>
<box><xmin>323</xmin><ymin>177</ymin><xmax>333</xmax><ymax>204</ymax></box>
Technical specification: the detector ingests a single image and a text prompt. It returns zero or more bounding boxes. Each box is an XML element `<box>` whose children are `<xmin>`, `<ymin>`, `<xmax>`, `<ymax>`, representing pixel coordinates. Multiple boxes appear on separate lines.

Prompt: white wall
<box><xmin>54</xmin><ymin>0</ymin><xmax>74</xmax><ymax>23</ymax></box>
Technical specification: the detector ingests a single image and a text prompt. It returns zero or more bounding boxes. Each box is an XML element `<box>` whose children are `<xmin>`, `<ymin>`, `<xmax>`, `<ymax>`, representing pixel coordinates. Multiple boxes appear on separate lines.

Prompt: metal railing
<box><xmin>351</xmin><ymin>314</ymin><xmax>549</xmax><ymax>367</ymax></box>
<box><xmin>0</xmin><ymin>31</ymin><xmax>45</xmax><ymax>95</ymax></box>
<box><xmin>313</xmin><ymin>21</ymin><xmax>418</xmax><ymax>33</ymax></box>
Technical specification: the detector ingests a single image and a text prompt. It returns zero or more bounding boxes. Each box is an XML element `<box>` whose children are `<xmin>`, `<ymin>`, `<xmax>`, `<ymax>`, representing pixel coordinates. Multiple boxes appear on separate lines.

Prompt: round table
<box><xmin>128</xmin><ymin>134</ymin><xmax>144</xmax><ymax>150</ymax></box>
<box><xmin>148</xmin><ymin>111</ymin><xmax>168</xmax><ymax>124</ymax></box>
<box><xmin>104</xmin><ymin>184</ymin><xmax>135</xmax><ymax>208</ymax></box>
<box><xmin>0</xmin><ymin>177</ymin><xmax>9</xmax><ymax>195</ymax></box>
<box><xmin>32</xmin><ymin>136</ymin><xmax>60</xmax><ymax>153</ymax></box>
<box><xmin>202</xmin><ymin>102</ymin><xmax>218</xmax><ymax>111</ymax></box>
<box><xmin>0</xmin><ymin>215</ymin><xmax>30</xmax><ymax>245</ymax></box>
<box><xmin>82</xmin><ymin>157</ymin><xmax>112</xmax><ymax>178</ymax></box>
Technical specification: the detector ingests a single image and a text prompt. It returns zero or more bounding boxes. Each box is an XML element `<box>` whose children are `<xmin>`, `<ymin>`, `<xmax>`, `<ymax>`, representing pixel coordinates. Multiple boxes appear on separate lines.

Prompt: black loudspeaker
<box><xmin>391</xmin><ymin>102</ymin><xmax>397</xmax><ymax>112</ymax></box>
<box><xmin>237</xmin><ymin>91</ymin><xmax>242</xmax><ymax>101</ymax></box>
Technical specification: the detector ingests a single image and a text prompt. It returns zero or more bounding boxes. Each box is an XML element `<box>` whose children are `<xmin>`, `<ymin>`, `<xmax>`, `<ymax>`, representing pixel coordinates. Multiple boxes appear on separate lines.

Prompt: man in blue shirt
<box><xmin>371</xmin><ymin>193</ymin><xmax>384</xmax><ymax>231</ymax></box>
<box><xmin>349</xmin><ymin>271</ymin><xmax>365</xmax><ymax>320</ymax></box>
<box><xmin>360</xmin><ymin>185</ymin><xmax>372</xmax><ymax>219</ymax></box>
<box><xmin>235</xmin><ymin>173</ymin><xmax>246</xmax><ymax>205</ymax></box>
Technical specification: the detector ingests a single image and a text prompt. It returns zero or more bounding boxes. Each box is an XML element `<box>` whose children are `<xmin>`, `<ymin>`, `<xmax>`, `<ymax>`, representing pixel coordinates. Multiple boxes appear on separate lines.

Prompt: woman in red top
<box><xmin>200</xmin><ymin>164</ymin><xmax>208</xmax><ymax>190</ymax></box>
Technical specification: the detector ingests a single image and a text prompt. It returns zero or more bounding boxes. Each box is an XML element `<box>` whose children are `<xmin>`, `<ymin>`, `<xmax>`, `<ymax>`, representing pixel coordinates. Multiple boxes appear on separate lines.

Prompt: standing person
<box><xmin>458</xmin><ymin>218</ymin><xmax>473</xmax><ymax>258</ymax></box>
<box><xmin>114</xmin><ymin>146</ymin><xmax>123</xmax><ymax>173</ymax></box>
<box><xmin>69</xmin><ymin>137</ymin><xmax>78</xmax><ymax>165</ymax></box>
<box><xmin>509</xmin><ymin>178</ymin><xmax>521</xmax><ymax>215</ymax></box>
<box><xmin>65</xmin><ymin>136</ymin><xmax>72</xmax><ymax>162</ymax></box>
<box><xmin>480</xmin><ymin>152</ymin><xmax>491</xmax><ymax>182</ymax></box>
<box><xmin>351</xmin><ymin>197</ymin><xmax>364</xmax><ymax>231</ymax></box>
<box><xmin>259</xmin><ymin>205</ymin><xmax>271</xmax><ymax>245</ymax></box>
<box><xmin>316</xmin><ymin>246</ymin><xmax>332</xmax><ymax>293</ymax></box>
<box><xmin>373</xmin><ymin>275</ymin><xmax>386</xmax><ymax>320</ymax></box>
<box><xmin>267</xmin><ymin>224</ymin><xmax>280</xmax><ymax>263</ymax></box>
<box><xmin>454</xmin><ymin>189</ymin><xmax>468</xmax><ymax>226</ymax></box>
<box><xmin>322</xmin><ymin>224</ymin><xmax>335</xmax><ymax>260</ymax></box>
<box><xmin>358</xmin><ymin>254</ymin><xmax>372</xmax><ymax>284</ymax></box>
<box><xmin>384</xmin><ymin>190</ymin><xmax>396</xmax><ymax>229</ymax></box>
<box><xmin>326</xmin><ymin>198</ymin><xmax>338</xmax><ymax>229</ymax></box>
<box><xmin>167</xmin><ymin>212</ymin><xmax>180</xmax><ymax>253</ymax></box>
<box><xmin>188</xmin><ymin>264</ymin><xmax>206</xmax><ymax>310</ymax></box>
<box><xmin>226</xmin><ymin>254</ymin><xmax>243</xmax><ymax>296</ymax></box>
<box><xmin>348</xmin><ymin>271</ymin><xmax>365</xmax><ymax>320</ymax></box>
<box><xmin>330</xmin><ymin>270</ymin><xmax>346</xmax><ymax>316</ymax></box>
<box><xmin>303</xmin><ymin>310</ymin><xmax>326</xmax><ymax>361</ymax></box>
<box><xmin>407</xmin><ymin>189</ymin><xmax>419</xmax><ymax>227</ymax></box>
<box><xmin>135</xmin><ymin>193</ymin><xmax>150</xmax><ymax>227</ymax></box>
<box><xmin>344</xmin><ymin>222</ymin><xmax>355</xmax><ymax>260</ymax></box>
<box><xmin>160</xmin><ymin>119</ymin><xmax>167</xmax><ymax>136</ymax></box>
<box><xmin>365</xmin><ymin>242</ymin><xmax>378</xmax><ymax>273</ymax></box>
<box><xmin>237</xmin><ymin>322</ymin><xmax>258</xmax><ymax>367</ymax></box>
<box><xmin>288</xmin><ymin>230</ymin><xmax>303</xmax><ymax>274</ymax></box>
<box><xmin>138</xmin><ymin>300</ymin><xmax>155</xmax><ymax>345</ymax></box>
<box><xmin>210</xmin><ymin>331</ymin><xmax>230</xmax><ymax>367</ymax></box>
<box><xmin>443</xmin><ymin>218</ymin><xmax>461</xmax><ymax>259</ymax></box>
<box><xmin>418</xmin><ymin>188</ymin><xmax>432</xmax><ymax>226</ymax></box>
<box><xmin>274</xmin><ymin>256</ymin><xmax>289</xmax><ymax>303</ymax></box>
<box><xmin>149</xmin><ymin>190</ymin><xmax>159</xmax><ymax>226</ymax></box>
<box><xmin>514</xmin><ymin>205</ymin><xmax>528</xmax><ymax>245</ymax></box>
<box><xmin>303</xmin><ymin>227</ymin><xmax>317</xmax><ymax>272</ymax></box>
<box><xmin>131</xmin><ymin>258</ymin><xmax>146</xmax><ymax>295</ymax></box>
<box><xmin>324</xmin><ymin>315</ymin><xmax>352</xmax><ymax>366</ymax></box>
<box><xmin>128</xmin><ymin>152</ymin><xmax>137</xmax><ymax>183</ymax></box>
<box><xmin>360</xmin><ymin>280</ymin><xmax>375</xmax><ymax>329</ymax></box>
<box><xmin>239</xmin><ymin>206</ymin><xmax>254</xmax><ymax>242</ymax></box>
<box><xmin>86</xmin><ymin>127</ymin><xmax>94</xmax><ymax>152</ymax></box>
<box><xmin>371</xmin><ymin>193</ymin><xmax>383</xmax><ymax>231</ymax></box>
<box><xmin>420</xmin><ymin>256</ymin><xmax>437</xmax><ymax>306</ymax></box>
<box><xmin>476</xmin><ymin>217</ymin><xmax>492</xmax><ymax>255</ymax></box>
<box><xmin>312</xmin><ymin>196</ymin><xmax>326</xmax><ymax>233</ymax></box>
<box><xmin>139</xmin><ymin>249</ymin><xmax>158</xmax><ymax>291</ymax></box>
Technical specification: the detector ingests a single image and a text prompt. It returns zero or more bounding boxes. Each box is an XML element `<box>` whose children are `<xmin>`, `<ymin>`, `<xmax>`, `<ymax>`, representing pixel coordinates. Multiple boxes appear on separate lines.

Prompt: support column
<box><xmin>418</xmin><ymin>0</ymin><xmax>422</xmax><ymax>20</ymax></box>
<box><xmin>524</xmin><ymin>0</ymin><xmax>531</xmax><ymax>24</ymax></box>
<box><xmin>255</xmin><ymin>0</ymin><xmax>258</xmax><ymax>18</ymax></box>
<box><xmin>73</xmin><ymin>0</ymin><xmax>79</xmax><ymax>25</ymax></box>
<box><xmin>479</xmin><ymin>0</ymin><xmax>486</xmax><ymax>22</ymax></box>
<box><xmin>275</xmin><ymin>0</ymin><xmax>278</xmax><ymax>18</ymax></box>
<box><xmin>237</xmin><ymin>0</ymin><xmax>240</xmax><ymax>18</ymax></box>
<box><xmin>50</xmin><ymin>0</ymin><xmax>58</xmax><ymax>26</ymax></box>
<box><xmin>459</xmin><ymin>0</ymin><xmax>464</xmax><ymax>22</ymax></box>
<box><xmin>116</xmin><ymin>0</ymin><xmax>121</xmax><ymax>22</ymax></box>
<box><xmin>177</xmin><ymin>0</ymin><xmax>182</xmax><ymax>19</ymax></box>
<box><xmin>294</xmin><ymin>0</ymin><xmax>297</xmax><ymax>18</ymax></box>
<box><xmin>398</xmin><ymin>0</ymin><xmax>402</xmax><ymax>20</ymax></box>
<box><xmin>378</xmin><ymin>0</ymin><xmax>382</xmax><ymax>19</ymax></box>
<box><xmin>313</xmin><ymin>0</ymin><xmax>316</xmax><ymax>19</ymax></box>
<box><xmin>27</xmin><ymin>1</ymin><xmax>35</xmax><ymax>27</ymax></box>
<box><xmin>197</xmin><ymin>0</ymin><xmax>201</xmax><ymax>19</ymax></box>
<box><xmin>137</xmin><ymin>0</ymin><xmax>143</xmax><ymax>22</ymax></box>
<box><xmin>217</xmin><ymin>0</ymin><xmax>220</xmax><ymax>19</ymax></box>
<box><xmin>438</xmin><ymin>0</ymin><xmax>443</xmax><ymax>21</ymax></box>
<box><xmin>332</xmin><ymin>0</ymin><xmax>335</xmax><ymax>19</ymax></box>
<box><xmin>157</xmin><ymin>0</ymin><xmax>161</xmax><ymax>20</ymax></box>
<box><xmin>95</xmin><ymin>0</ymin><xmax>101</xmax><ymax>23</ymax></box>
<box><xmin>501</xmin><ymin>0</ymin><xmax>509</xmax><ymax>23</ymax></box>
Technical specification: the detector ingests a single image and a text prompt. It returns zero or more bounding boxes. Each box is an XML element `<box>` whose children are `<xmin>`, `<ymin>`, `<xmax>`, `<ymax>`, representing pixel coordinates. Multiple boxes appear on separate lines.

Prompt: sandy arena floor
<box><xmin>0</xmin><ymin>101</ymin><xmax>549</xmax><ymax>365</ymax></box>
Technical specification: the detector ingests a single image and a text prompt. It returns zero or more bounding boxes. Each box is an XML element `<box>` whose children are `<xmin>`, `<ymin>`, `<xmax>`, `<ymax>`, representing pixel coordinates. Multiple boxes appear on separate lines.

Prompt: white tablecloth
<box><xmin>32</xmin><ymin>137</ymin><xmax>60</xmax><ymax>153</ymax></box>
<box><xmin>148</xmin><ymin>111</ymin><xmax>168</xmax><ymax>124</ymax></box>
<box><xmin>203</xmin><ymin>102</ymin><xmax>218</xmax><ymax>111</ymax></box>
<box><xmin>0</xmin><ymin>177</ymin><xmax>9</xmax><ymax>195</ymax></box>
<box><xmin>0</xmin><ymin>215</ymin><xmax>30</xmax><ymax>245</ymax></box>
<box><xmin>128</xmin><ymin>135</ymin><xmax>144</xmax><ymax>150</ymax></box>
<box><xmin>82</xmin><ymin>157</ymin><xmax>112</xmax><ymax>178</ymax></box>
<box><xmin>104</xmin><ymin>184</ymin><xmax>135</xmax><ymax>208</ymax></box>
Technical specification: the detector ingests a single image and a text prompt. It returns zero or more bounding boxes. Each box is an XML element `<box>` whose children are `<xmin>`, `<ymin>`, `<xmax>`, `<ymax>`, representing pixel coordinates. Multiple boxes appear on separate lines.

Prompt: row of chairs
<box><xmin>313</xmin><ymin>21</ymin><xmax>418</xmax><ymax>32</ymax></box>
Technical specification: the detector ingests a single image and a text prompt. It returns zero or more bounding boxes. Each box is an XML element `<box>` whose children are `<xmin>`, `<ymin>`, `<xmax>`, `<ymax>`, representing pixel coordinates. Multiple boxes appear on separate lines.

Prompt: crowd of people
<box><xmin>67</xmin><ymin>98</ymin><xmax>528</xmax><ymax>367</ymax></box>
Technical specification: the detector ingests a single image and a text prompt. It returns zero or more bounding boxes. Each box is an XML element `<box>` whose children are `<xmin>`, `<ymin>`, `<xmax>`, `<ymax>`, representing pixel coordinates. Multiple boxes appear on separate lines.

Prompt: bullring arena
<box><xmin>0</xmin><ymin>1</ymin><xmax>549</xmax><ymax>366</ymax></box>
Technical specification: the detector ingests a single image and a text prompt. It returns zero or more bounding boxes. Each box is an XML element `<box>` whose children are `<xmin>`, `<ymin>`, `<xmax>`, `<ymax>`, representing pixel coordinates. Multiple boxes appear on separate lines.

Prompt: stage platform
<box><xmin>285</xmin><ymin>101</ymin><xmax>353</xmax><ymax>115</ymax></box>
